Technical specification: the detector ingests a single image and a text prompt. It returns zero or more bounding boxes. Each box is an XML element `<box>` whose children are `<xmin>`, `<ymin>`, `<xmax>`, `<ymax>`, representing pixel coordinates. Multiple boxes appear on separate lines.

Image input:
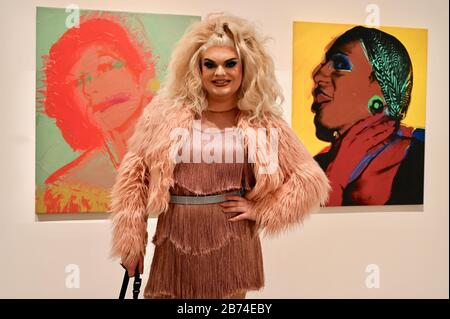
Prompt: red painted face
<box><xmin>201</xmin><ymin>45</ymin><xmax>243</xmax><ymax>103</ymax></box>
<box><xmin>312</xmin><ymin>40</ymin><xmax>384</xmax><ymax>140</ymax></box>
<box><xmin>43</xmin><ymin>17</ymin><xmax>155</xmax><ymax>151</ymax></box>
<box><xmin>71</xmin><ymin>45</ymin><xmax>143</xmax><ymax>131</ymax></box>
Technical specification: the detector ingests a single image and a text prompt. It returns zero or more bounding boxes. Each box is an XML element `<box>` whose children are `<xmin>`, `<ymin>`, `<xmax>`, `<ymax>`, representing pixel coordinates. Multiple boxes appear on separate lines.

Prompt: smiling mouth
<box><xmin>212</xmin><ymin>80</ymin><xmax>231</xmax><ymax>87</ymax></box>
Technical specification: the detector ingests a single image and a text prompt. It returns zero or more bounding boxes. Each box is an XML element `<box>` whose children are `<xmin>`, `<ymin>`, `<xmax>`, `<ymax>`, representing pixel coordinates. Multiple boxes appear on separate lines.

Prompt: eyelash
<box><xmin>225</xmin><ymin>61</ymin><xmax>237</xmax><ymax>68</ymax></box>
<box><xmin>203</xmin><ymin>61</ymin><xmax>215</xmax><ymax>69</ymax></box>
<box><xmin>203</xmin><ymin>60</ymin><xmax>238</xmax><ymax>69</ymax></box>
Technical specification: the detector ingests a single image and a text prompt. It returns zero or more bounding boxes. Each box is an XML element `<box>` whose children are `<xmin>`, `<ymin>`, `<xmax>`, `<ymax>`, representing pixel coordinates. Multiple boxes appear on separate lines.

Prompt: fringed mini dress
<box><xmin>144</xmin><ymin>125</ymin><xmax>264</xmax><ymax>299</ymax></box>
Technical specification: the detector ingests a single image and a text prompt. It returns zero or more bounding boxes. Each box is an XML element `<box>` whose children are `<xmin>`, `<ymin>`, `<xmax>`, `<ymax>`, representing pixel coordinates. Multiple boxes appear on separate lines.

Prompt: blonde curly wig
<box><xmin>159</xmin><ymin>13</ymin><xmax>284</xmax><ymax>123</ymax></box>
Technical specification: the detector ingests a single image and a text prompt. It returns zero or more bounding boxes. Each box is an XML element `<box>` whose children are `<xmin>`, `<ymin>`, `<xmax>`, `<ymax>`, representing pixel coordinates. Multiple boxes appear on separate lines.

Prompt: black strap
<box><xmin>119</xmin><ymin>268</ymin><xmax>129</xmax><ymax>299</ymax></box>
<box><xmin>133</xmin><ymin>271</ymin><xmax>142</xmax><ymax>299</ymax></box>
<box><xmin>119</xmin><ymin>264</ymin><xmax>142</xmax><ymax>299</ymax></box>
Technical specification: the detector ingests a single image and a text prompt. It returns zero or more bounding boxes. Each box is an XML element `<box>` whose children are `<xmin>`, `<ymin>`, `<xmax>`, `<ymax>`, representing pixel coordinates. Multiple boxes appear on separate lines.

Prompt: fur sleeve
<box><xmin>109</xmin><ymin>150</ymin><xmax>150</xmax><ymax>266</ymax></box>
<box><xmin>249</xmin><ymin>117</ymin><xmax>330</xmax><ymax>237</ymax></box>
<box><xmin>108</xmin><ymin>98</ymin><xmax>160</xmax><ymax>266</ymax></box>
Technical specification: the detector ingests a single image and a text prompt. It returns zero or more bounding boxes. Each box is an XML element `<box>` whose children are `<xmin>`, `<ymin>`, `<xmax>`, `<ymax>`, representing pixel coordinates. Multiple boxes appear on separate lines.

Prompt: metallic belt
<box><xmin>169</xmin><ymin>188</ymin><xmax>245</xmax><ymax>205</ymax></box>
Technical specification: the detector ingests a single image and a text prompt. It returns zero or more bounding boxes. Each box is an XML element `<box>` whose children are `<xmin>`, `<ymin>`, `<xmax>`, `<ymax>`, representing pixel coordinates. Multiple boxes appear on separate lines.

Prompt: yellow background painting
<box><xmin>292</xmin><ymin>22</ymin><xmax>428</xmax><ymax>155</ymax></box>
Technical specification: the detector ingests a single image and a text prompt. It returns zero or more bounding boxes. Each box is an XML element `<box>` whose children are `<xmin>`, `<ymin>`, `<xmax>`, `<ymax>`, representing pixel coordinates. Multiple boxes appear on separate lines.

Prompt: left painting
<box><xmin>36</xmin><ymin>7</ymin><xmax>200</xmax><ymax>214</ymax></box>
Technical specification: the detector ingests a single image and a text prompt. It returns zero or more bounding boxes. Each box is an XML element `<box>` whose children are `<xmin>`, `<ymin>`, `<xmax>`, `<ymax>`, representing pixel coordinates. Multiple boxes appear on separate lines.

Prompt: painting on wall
<box><xmin>292</xmin><ymin>22</ymin><xmax>427</xmax><ymax>206</ymax></box>
<box><xmin>36</xmin><ymin>7</ymin><xmax>200</xmax><ymax>213</ymax></box>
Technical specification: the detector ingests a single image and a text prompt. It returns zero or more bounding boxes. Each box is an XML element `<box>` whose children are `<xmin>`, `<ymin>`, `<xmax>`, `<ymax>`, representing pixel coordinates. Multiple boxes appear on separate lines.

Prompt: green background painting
<box><xmin>36</xmin><ymin>7</ymin><xmax>200</xmax><ymax>213</ymax></box>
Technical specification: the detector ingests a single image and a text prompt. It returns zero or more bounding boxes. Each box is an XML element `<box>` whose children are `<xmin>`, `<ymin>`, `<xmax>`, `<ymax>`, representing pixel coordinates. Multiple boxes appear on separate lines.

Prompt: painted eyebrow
<box><xmin>203</xmin><ymin>58</ymin><xmax>239</xmax><ymax>63</ymax></box>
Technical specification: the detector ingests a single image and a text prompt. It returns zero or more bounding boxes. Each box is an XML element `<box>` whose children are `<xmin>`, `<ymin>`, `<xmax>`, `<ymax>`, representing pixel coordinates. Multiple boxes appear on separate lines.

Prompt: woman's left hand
<box><xmin>220</xmin><ymin>195</ymin><xmax>257</xmax><ymax>222</ymax></box>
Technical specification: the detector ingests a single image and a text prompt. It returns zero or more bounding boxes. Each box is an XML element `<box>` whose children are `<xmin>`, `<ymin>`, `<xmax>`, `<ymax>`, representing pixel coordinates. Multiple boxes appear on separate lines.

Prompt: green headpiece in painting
<box><xmin>330</xmin><ymin>26</ymin><xmax>413</xmax><ymax>121</ymax></box>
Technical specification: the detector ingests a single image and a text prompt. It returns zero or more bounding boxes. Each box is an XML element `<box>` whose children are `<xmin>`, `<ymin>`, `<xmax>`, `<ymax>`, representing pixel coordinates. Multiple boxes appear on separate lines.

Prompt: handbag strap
<box><xmin>119</xmin><ymin>269</ymin><xmax>129</xmax><ymax>299</ymax></box>
<box><xmin>119</xmin><ymin>264</ymin><xmax>141</xmax><ymax>299</ymax></box>
<box><xmin>133</xmin><ymin>271</ymin><xmax>142</xmax><ymax>299</ymax></box>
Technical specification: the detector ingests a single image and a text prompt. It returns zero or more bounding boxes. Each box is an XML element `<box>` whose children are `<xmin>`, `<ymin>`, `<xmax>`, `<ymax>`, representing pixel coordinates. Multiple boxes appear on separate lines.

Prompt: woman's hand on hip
<box><xmin>220</xmin><ymin>195</ymin><xmax>257</xmax><ymax>222</ymax></box>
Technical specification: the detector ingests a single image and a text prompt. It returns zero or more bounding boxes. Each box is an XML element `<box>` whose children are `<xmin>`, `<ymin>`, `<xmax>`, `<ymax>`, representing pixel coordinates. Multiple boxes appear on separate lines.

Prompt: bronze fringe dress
<box><xmin>144</xmin><ymin>127</ymin><xmax>264</xmax><ymax>299</ymax></box>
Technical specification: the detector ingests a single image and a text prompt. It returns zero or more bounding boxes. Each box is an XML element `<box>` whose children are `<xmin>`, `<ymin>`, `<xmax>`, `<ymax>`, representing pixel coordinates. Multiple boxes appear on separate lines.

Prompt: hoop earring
<box><xmin>368</xmin><ymin>95</ymin><xmax>385</xmax><ymax>114</ymax></box>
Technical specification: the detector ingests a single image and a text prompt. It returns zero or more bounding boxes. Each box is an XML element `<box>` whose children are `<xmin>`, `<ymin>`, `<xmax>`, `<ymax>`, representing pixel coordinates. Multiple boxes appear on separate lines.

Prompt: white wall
<box><xmin>0</xmin><ymin>0</ymin><xmax>448</xmax><ymax>298</ymax></box>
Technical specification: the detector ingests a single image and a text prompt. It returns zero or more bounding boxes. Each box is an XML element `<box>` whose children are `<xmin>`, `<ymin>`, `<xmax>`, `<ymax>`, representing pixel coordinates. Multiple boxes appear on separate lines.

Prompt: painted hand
<box><xmin>326</xmin><ymin>113</ymin><xmax>396</xmax><ymax>205</ymax></box>
<box><xmin>220</xmin><ymin>195</ymin><xmax>257</xmax><ymax>222</ymax></box>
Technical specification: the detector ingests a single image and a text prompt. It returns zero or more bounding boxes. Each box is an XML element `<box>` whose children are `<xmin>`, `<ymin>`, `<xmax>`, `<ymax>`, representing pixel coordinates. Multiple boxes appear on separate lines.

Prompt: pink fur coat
<box><xmin>110</xmin><ymin>96</ymin><xmax>330</xmax><ymax>266</ymax></box>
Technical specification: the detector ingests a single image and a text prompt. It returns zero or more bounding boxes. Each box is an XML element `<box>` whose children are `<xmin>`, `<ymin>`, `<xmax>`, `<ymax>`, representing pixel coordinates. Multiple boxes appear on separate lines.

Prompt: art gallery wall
<box><xmin>0</xmin><ymin>0</ymin><xmax>448</xmax><ymax>298</ymax></box>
